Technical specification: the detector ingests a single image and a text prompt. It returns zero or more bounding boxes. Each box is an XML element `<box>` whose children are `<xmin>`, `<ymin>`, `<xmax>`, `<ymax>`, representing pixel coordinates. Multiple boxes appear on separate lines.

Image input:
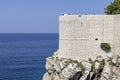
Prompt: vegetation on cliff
<box><xmin>100</xmin><ymin>43</ymin><xmax>111</xmax><ymax>52</ymax></box>
<box><xmin>105</xmin><ymin>0</ymin><xmax>120</xmax><ymax>14</ymax></box>
<box><xmin>43</xmin><ymin>53</ymin><xmax>120</xmax><ymax>80</ymax></box>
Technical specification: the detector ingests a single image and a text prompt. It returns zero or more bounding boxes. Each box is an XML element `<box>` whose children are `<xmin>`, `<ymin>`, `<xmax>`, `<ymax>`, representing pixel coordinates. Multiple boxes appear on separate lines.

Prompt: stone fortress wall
<box><xmin>58</xmin><ymin>14</ymin><xmax>120</xmax><ymax>61</ymax></box>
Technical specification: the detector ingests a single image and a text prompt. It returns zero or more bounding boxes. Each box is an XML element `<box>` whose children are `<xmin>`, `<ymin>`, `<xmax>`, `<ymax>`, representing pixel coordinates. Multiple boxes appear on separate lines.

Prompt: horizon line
<box><xmin>0</xmin><ymin>32</ymin><xmax>59</xmax><ymax>34</ymax></box>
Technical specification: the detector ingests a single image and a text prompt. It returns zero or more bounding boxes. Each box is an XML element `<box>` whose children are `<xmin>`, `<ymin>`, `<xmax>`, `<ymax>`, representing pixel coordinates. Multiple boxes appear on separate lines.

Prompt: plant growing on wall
<box><xmin>100</xmin><ymin>43</ymin><xmax>111</xmax><ymax>52</ymax></box>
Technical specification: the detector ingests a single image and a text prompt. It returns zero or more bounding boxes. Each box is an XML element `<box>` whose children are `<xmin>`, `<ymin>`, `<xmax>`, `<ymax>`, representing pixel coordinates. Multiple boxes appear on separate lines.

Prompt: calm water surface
<box><xmin>0</xmin><ymin>33</ymin><xmax>58</xmax><ymax>80</ymax></box>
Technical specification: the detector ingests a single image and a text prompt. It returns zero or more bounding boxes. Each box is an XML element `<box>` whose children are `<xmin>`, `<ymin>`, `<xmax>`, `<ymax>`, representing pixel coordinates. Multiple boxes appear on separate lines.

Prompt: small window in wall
<box><xmin>95</xmin><ymin>38</ymin><xmax>98</xmax><ymax>41</ymax></box>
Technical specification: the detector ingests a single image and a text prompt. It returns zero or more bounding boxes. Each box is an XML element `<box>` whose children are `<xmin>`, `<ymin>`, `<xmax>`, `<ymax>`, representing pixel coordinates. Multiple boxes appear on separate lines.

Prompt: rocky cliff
<box><xmin>43</xmin><ymin>52</ymin><xmax>120</xmax><ymax>80</ymax></box>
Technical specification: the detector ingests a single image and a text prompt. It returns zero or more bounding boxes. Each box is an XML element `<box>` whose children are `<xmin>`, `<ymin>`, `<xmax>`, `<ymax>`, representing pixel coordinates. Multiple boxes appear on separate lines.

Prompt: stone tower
<box><xmin>58</xmin><ymin>14</ymin><xmax>120</xmax><ymax>60</ymax></box>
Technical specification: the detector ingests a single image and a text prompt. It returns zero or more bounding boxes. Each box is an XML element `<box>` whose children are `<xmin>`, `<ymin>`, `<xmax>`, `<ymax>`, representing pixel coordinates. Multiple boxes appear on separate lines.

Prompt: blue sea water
<box><xmin>0</xmin><ymin>34</ymin><xmax>58</xmax><ymax>80</ymax></box>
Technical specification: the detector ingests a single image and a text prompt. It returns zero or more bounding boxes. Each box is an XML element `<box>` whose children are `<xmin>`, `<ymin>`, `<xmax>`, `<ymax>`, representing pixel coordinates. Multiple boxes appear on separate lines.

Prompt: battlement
<box><xmin>58</xmin><ymin>14</ymin><xmax>120</xmax><ymax>60</ymax></box>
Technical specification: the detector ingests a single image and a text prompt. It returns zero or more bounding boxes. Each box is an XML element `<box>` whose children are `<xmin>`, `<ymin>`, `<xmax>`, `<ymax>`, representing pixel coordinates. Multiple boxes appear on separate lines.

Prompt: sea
<box><xmin>0</xmin><ymin>33</ymin><xmax>58</xmax><ymax>80</ymax></box>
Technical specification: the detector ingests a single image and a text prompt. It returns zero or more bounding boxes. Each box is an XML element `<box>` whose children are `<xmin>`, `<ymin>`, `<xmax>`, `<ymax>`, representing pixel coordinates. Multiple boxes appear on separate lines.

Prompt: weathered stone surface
<box><xmin>62</xmin><ymin>64</ymin><xmax>77</xmax><ymax>79</ymax></box>
<box><xmin>69</xmin><ymin>71</ymin><xmax>82</xmax><ymax>80</ymax></box>
<box><xmin>82</xmin><ymin>62</ymin><xmax>92</xmax><ymax>71</ymax></box>
<box><xmin>58</xmin><ymin>15</ymin><xmax>120</xmax><ymax>61</ymax></box>
<box><xmin>43</xmin><ymin>72</ymin><xmax>51</xmax><ymax>80</ymax></box>
<box><xmin>112</xmin><ymin>67</ymin><xmax>120</xmax><ymax>80</ymax></box>
<box><xmin>59</xmin><ymin>60</ymin><xmax>67</xmax><ymax>69</ymax></box>
<box><xmin>79</xmin><ymin>71</ymin><xmax>90</xmax><ymax>80</ymax></box>
<box><xmin>43</xmin><ymin>55</ymin><xmax>120</xmax><ymax>80</ymax></box>
<box><xmin>95</xmin><ymin>62</ymin><xmax>101</xmax><ymax>70</ymax></box>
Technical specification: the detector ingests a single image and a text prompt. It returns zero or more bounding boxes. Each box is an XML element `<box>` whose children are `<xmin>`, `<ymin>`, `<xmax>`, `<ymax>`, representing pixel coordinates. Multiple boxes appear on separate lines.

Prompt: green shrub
<box><xmin>65</xmin><ymin>59</ymin><xmax>78</xmax><ymax>64</ymax></box>
<box><xmin>100</xmin><ymin>43</ymin><xmax>111</xmax><ymax>52</ymax></box>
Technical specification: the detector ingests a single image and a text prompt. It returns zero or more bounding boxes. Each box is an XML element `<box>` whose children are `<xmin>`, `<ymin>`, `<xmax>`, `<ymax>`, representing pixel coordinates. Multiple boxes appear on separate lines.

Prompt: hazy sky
<box><xmin>0</xmin><ymin>0</ymin><xmax>113</xmax><ymax>33</ymax></box>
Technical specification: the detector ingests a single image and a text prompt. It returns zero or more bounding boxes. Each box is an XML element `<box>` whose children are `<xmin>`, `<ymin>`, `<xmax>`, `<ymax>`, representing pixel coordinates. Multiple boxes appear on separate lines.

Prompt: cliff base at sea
<box><xmin>43</xmin><ymin>52</ymin><xmax>120</xmax><ymax>80</ymax></box>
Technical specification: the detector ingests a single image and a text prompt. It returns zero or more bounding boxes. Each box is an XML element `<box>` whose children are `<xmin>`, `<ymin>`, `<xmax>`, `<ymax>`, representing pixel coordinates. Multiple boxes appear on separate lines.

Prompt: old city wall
<box><xmin>86</xmin><ymin>15</ymin><xmax>114</xmax><ymax>59</ymax></box>
<box><xmin>114</xmin><ymin>15</ymin><xmax>120</xmax><ymax>55</ymax></box>
<box><xmin>58</xmin><ymin>15</ymin><xmax>89</xmax><ymax>60</ymax></box>
<box><xmin>58</xmin><ymin>14</ymin><xmax>120</xmax><ymax>61</ymax></box>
